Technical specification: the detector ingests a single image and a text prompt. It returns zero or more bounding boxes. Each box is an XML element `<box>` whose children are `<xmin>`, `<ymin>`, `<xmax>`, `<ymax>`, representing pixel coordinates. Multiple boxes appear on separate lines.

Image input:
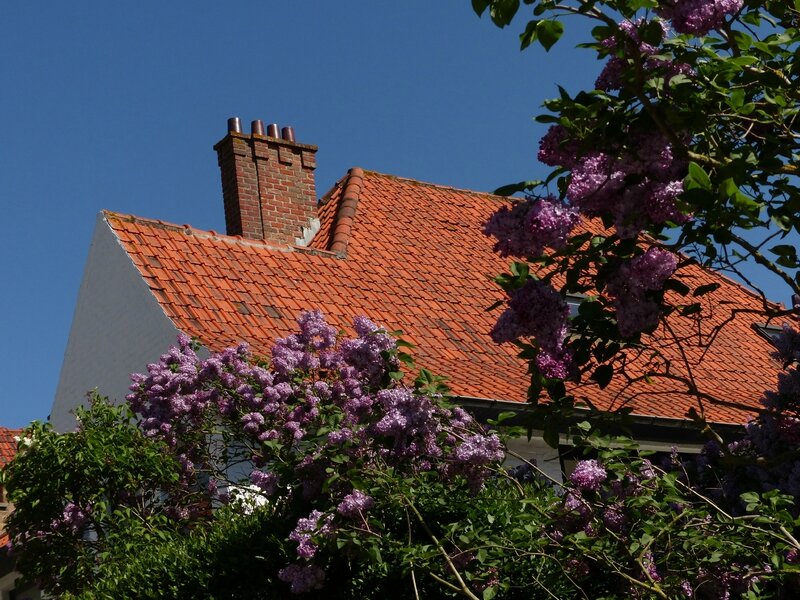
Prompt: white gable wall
<box><xmin>51</xmin><ymin>214</ymin><xmax>181</xmax><ymax>432</ymax></box>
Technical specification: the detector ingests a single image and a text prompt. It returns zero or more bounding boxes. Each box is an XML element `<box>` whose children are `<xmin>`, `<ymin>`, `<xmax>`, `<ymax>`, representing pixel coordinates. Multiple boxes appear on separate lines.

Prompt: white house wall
<box><xmin>505</xmin><ymin>436</ymin><xmax>563</xmax><ymax>483</ymax></box>
<box><xmin>51</xmin><ymin>214</ymin><xmax>181</xmax><ymax>432</ymax></box>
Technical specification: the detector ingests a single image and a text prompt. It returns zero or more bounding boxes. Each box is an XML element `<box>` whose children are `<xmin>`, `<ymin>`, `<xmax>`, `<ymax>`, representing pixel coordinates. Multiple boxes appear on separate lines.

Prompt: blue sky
<box><xmin>0</xmin><ymin>2</ymin><xmax>788</xmax><ymax>427</ymax></box>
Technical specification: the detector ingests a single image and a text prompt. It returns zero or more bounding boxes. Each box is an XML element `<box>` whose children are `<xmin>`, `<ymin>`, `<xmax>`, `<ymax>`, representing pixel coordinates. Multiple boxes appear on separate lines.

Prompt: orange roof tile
<box><xmin>106</xmin><ymin>170</ymin><xmax>783</xmax><ymax>426</ymax></box>
<box><xmin>0</xmin><ymin>428</ymin><xmax>21</xmax><ymax>467</ymax></box>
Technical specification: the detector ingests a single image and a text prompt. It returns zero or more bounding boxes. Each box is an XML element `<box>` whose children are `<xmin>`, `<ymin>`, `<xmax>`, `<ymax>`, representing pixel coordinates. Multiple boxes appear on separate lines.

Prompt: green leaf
<box><xmin>493</xmin><ymin>180</ymin><xmax>542</xmax><ymax>196</ymax></box>
<box><xmin>489</xmin><ymin>0</ymin><xmax>521</xmax><ymax>27</ymax></box>
<box><xmin>740</xmin><ymin>491</ymin><xmax>759</xmax><ymax>505</ymax></box>
<box><xmin>542</xmin><ymin>426</ymin><xmax>560</xmax><ymax>449</ymax></box>
<box><xmin>519</xmin><ymin>19</ymin><xmax>539</xmax><ymax>50</ymax></box>
<box><xmin>510</xmin><ymin>261</ymin><xmax>529</xmax><ymax>278</ymax></box>
<box><xmin>769</xmin><ymin>244</ymin><xmax>797</xmax><ymax>258</ymax></box>
<box><xmin>686</xmin><ymin>162</ymin><xmax>712</xmax><ymax>191</ymax></box>
<box><xmin>536</xmin><ymin>20</ymin><xmax>564</xmax><ymax>51</ymax></box>
<box><xmin>472</xmin><ymin>0</ymin><xmax>490</xmax><ymax>16</ymax></box>
<box><xmin>483</xmin><ymin>586</ymin><xmax>498</xmax><ymax>600</ymax></box>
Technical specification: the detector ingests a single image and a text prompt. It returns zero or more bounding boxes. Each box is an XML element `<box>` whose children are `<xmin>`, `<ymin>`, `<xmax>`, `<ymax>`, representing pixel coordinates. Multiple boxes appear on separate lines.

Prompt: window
<box><xmin>754</xmin><ymin>323</ymin><xmax>784</xmax><ymax>346</ymax></box>
<box><xmin>566</xmin><ymin>294</ymin><xmax>586</xmax><ymax>320</ymax></box>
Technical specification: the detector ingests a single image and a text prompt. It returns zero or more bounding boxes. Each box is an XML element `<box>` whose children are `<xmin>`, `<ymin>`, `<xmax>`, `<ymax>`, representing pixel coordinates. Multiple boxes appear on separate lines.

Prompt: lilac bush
<box><xmin>124</xmin><ymin>310</ymin><xmax>506</xmax><ymax>595</ymax></box>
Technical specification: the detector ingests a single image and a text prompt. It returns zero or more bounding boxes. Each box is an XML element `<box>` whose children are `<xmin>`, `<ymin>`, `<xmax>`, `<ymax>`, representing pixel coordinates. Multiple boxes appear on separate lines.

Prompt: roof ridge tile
<box><xmin>329</xmin><ymin>167</ymin><xmax>364</xmax><ymax>255</ymax></box>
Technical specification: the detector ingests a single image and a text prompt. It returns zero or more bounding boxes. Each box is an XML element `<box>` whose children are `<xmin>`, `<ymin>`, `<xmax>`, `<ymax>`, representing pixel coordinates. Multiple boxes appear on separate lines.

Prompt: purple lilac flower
<box><xmin>337</xmin><ymin>490</ymin><xmax>375</xmax><ymax>518</ymax></box>
<box><xmin>327</xmin><ymin>428</ymin><xmax>353</xmax><ymax>445</ymax></box>
<box><xmin>567</xmin><ymin>153</ymin><xmax>626</xmax><ymax>216</ymax></box>
<box><xmin>595</xmin><ymin>19</ymin><xmax>668</xmax><ymax>91</ymax></box>
<box><xmin>289</xmin><ymin>510</ymin><xmax>334</xmax><ymax>559</ymax></box>
<box><xmin>453</xmin><ymin>433</ymin><xmax>504</xmax><ymax>466</ymax></box>
<box><xmin>370</xmin><ymin>387</ymin><xmax>444</xmax><ymax>462</ymax></box>
<box><xmin>538</xmin><ymin>125</ymin><xmax>580</xmax><ymax>168</ymax></box>
<box><xmin>603</xmin><ymin>505</ymin><xmax>627</xmax><ymax>532</ymax></box>
<box><xmin>249</xmin><ymin>470</ymin><xmax>278</xmax><ymax>496</ymax></box>
<box><xmin>566</xmin><ymin>558</ymin><xmax>591</xmax><ymax>578</ymax></box>
<box><xmin>570</xmin><ymin>459</ymin><xmax>608</xmax><ymax>492</ymax></box>
<box><xmin>657</xmin><ymin>0</ymin><xmax>743</xmax><ymax>35</ymax></box>
<box><xmin>278</xmin><ymin>563</ymin><xmax>326</xmax><ymax>594</ymax></box>
<box><xmin>642</xmin><ymin>550</ymin><xmax>662</xmax><ymax>582</ymax></box>
<box><xmin>484</xmin><ymin>196</ymin><xmax>580</xmax><ymax>259</ymax></box>
<box><xmin>241</xmin><ymin>412</ymin><xmax>265</xmax><ymax>434</ymax></box>
<box><xmin>774</xmin><ymin>325</ymin><xmax>800</xmax><ymax>364</ymax></box>
<box><xmin>563</xmin><ymin>491</ymin><xmax>592</xmax><ymax>523</ymax></box>
<box><xmin>271</xmin><ymin>310</ymin><xmax>338</xmax><ymax>375</ymax></box>
<box><xmin>491</xmin><ymin>279</ymin><xmax>573</xmax><ymax>378</ymax></box>
<box><xmin>595</xmin><ymin>18</ymin><xmax>695</xmax><ymax>93</ymax></box>
<box><xmin>52</xmin><ymin>502</ymin><xmax>89</xmax><ymax>535</ymax></box>
<box><xmin>338</xmin><ymin>327</ymin><xmax>396</xmax><ymax>387</ymax></box>
<box><xmin>558</xmin><ymin>129</ymin><xmax>688</xmax><ymax>239</ymax></box>
<box><xmin>606</xmin><ymin>248</ymin><xmax>678</xmax><ymax>337</ymax></box>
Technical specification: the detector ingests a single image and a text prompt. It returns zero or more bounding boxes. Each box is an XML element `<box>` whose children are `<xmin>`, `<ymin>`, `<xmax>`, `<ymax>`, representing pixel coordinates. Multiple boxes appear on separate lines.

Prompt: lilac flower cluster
<box><xmin>724</xmin><ymin>357</ymin><xmax>800</xmax><ymax>502</ymax></box>
<box><xmin>336</xmin><ymin>490</ymin><xmax>374</xmax><ymax>519</ymax></box>
<box><xmin>271</xmin><ymin>309</ymin><xmax>339</xmax><ymax>375</ymax></box>
<box><xmin>278</xmin><ymin>563</ymin><xmax>326</xmax><ymax>594</ymax></box>
<box><xmin>595</xmin><ymin>19</ymin><xmax>695</xmax><ymax>92</ymax></box>
<box><xmin>773</xmin><ymin>325</ymin><xmax>800</xmax><ymax>364</ymax></box>
<box><xmin>657</xmin><ymin>0</ymin><xmax>743</xmax><ymax>35</ymax></box>
<box><xmin>605</xmin><ymin>248</ymin><xmax>678</xmax><ymax>337</ymax></box>
<box><xmin>538</xmin><ymin>125</ymin><xmax>580</xmax><ymax>169</ymax></box>
<box><xmin>127</xmin><ymin>310</ymin><xmax>507</xmax><ymax>595</ymax></box>
<box><xmin>569</xmin><ymin>459</ymin><xmax>607</xmax><ymax>491</ymax></box>
<box><xmin>490</xmin><ymin>279</ymin><xmax>573</xmax><ymax>378</ymax></box>
<box><xmin>484</xmin><ymin>195</ymin><xmax>580</xmax><ymax>259</ymax></box>
<box><xmin>557</xmin><ymin>457</ymin><xmax>659</xmax><ymax>541</ymax></box>
<box><xmin>250</xmin><ymin>470</ymin><xmax>278</xmax><ymax>496</ymax></box>
<box><xmin>565</xmin><ymin>134</ymin><xmax>688</xmax><ymax>239</ymax></box>
<box><xmin>50</xmin><ymin>502</ymin><xmax>89</xmax><ymax>536</ymax></box>
<box><xmin>289</xmin><ymin>510</ymin><xmax>333</xmax><ymax>559</ymax></box>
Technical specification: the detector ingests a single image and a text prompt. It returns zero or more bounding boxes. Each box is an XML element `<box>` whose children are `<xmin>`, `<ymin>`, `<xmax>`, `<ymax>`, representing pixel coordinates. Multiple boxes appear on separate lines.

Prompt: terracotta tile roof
<box><xmin>0</xmin><ymin>428</ymin><xmax>21</xmax><ymax>468</ymax></box>
<box><xmin>106</xmin><ymin>169</ymin><xmax>783</xmax><ymax>426</ymax></box>
<box><xmin>0</xmin><ymin>428</ymin><xmax>22</xmax><ymax>548</ymax></box>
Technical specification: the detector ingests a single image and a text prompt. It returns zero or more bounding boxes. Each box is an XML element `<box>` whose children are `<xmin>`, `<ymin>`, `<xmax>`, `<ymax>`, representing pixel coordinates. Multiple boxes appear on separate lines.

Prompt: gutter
<box><xmin>453</xmin><ymin>395</ymin><xmax>746</xmax><ymax>447</ymax></box>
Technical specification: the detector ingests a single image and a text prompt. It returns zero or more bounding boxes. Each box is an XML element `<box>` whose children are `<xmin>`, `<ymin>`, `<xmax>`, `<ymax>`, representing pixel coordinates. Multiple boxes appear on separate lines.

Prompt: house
<box><xmin>51</xmin><ymin>118</ymin><xmax>782</xmax><ymax>480</ymax></box>
<box><xmin>0</xmin><ymin>427</ymin><xmax>42</xmax><ymax>600</ymax></box>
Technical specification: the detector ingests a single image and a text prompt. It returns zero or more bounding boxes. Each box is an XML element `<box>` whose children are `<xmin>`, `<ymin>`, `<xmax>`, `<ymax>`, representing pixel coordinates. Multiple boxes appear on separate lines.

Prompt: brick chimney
<box><xmin>214</xmin><ymin>117</ymin><xmax>319</xmax><ymax>245</ymax></box>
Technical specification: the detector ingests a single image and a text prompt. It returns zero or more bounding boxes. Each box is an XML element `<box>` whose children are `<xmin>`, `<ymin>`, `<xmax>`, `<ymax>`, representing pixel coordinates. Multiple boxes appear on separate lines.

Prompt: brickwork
<box><xmin>214</xmin><ymin>131</ymin><xmax>318</xmax><ymax>245</ymax></box>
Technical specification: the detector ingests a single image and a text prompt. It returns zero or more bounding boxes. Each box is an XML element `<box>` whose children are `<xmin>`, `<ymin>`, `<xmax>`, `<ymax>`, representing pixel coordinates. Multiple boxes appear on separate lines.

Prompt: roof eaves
<box><xmin>103</xmin><ymin>210</ymin><xmax>343</xmax><ymax>260</ymax></box>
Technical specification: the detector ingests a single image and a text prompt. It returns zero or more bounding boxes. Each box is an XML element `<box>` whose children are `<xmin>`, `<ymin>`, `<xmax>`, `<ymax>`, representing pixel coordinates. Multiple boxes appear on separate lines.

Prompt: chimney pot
<box><xmin>281</xmin><ymin>126</ymin><xmax>295</xmax><ymax>142</ymax></box>
<box><xmin>251</xmin><ymin>119</ymin><xmax>265</xmax><ymax>136</ymax></box>
<box><xmin>266</xmin><ymin>123</ymin><xmax>280</xmax><ymax>138</ymax></box>
<box><xmin>227</xmin><ymin>117</ymin><xmax>242</xmax><ymax>134</ymax></box>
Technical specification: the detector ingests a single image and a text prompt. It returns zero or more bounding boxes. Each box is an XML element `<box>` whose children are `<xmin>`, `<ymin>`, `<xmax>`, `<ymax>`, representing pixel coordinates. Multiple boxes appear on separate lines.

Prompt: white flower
<box><xmin>228</xmin><ymin>484</ymin><xmax>269</xmax><ymax>515</ymax></box>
